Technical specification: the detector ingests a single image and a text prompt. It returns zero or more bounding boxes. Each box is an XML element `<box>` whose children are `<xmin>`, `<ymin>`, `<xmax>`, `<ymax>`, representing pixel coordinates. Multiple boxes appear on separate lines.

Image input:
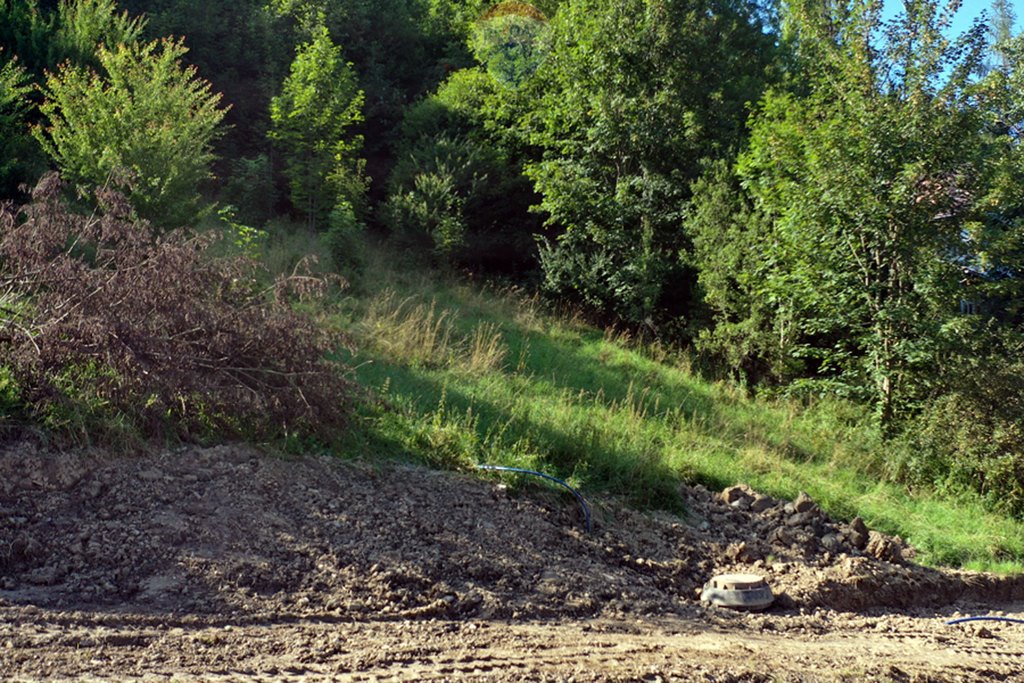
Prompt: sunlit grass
<box><xmin>284</xmin><ymin>243</ymin><xmax>1024</xmax><ymax>572</ymax></box>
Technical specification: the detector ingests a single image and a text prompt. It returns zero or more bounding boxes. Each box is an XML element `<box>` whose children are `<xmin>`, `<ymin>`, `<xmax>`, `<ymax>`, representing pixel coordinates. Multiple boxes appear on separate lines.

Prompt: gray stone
<box><xmin>793</xmin><ymin>491</ymin><xmax>816</xmax><ymax>513</ymax></box>
<box><xmin>721</xmin><ymin>485</ymin><xmax>754</xmax><ymax>505</ymax></box>
<box><xmin>786</xmin><ymin>512</ymin><xmax>816</xmax><ymax>528</ymax></box>
<box><xmin>848</xmin><ymin>516</ymin><xmax>869</xmax><ymax>550</ymax></box>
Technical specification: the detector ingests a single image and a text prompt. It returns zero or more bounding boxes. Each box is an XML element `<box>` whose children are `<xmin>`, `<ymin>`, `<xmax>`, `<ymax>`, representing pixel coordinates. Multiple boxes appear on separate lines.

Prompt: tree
<box><xmin>1</xmin><ymin>0</ymin><xmax>146</xmax><ymax>76</ymax></box>
<box><xmin>270</xmin><ymin>24</ymin><xmax>365</xmax><ymax>229</ymax></box>
<box><xmin>0</xmin><ymin>0</ymin><xmax>56</xmax><ymax>76</ymax></box>
<box><xmin>989</xmin><ymin>0</ymin><xmax>1017</xmax><ymax>72</ymax></box>
<box><xmin>54</xmin><ymin>0</ymin><xmax>146</xmax><ymax>69</ymax></box>
<box><xmin>522</xmin><ymin>0</ymin><xmax>776</xmax><ymax>334</ymax></box>
<box><xmin>384</xmin><ymin>63</ymin><xmax>544</xmax><ymax>272</ymax></box>
<box><xmin>35</xmin><ymin>37</ymin><xmax>227</xmax><ymax>228</ymax></box>
<box><xmin>119</xmin><ymin>0</ymin><xmax>294</xmax><ymax>170</ymax></box>
<box><xmin>692</xmin><ymin>0</ymin><xmax>995</xmax><ymax>426</ymax></box>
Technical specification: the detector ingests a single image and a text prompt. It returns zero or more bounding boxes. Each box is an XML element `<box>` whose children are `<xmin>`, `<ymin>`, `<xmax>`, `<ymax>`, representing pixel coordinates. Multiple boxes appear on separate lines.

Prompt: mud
<box><xmin>2</xmin><ymin>441</ymin><xmax>1023</xmax><ymax>681</ymax></box>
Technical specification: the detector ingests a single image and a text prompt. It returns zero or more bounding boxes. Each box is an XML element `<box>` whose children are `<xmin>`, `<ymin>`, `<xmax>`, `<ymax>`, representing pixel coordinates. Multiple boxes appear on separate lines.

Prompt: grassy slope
<box><xmin>321</xmin><ymin>247</ymin><xmax>1024</xmax><ymax>572</ymax></box>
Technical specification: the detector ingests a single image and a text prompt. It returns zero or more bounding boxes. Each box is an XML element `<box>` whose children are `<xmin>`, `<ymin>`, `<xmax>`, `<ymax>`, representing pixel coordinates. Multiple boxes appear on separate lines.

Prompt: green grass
<box><xmin>310</xmin><ymin>245</ymin><xmax>1024</xmax><ymax>572</ymax></box>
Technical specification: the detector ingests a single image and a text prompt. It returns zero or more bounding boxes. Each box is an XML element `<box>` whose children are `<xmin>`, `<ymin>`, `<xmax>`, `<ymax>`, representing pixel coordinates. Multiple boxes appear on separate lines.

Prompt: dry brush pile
<box><xmin>0</xmin><ymin>174</ymin><xmax>352</xmax><ymax>443</ymax></box>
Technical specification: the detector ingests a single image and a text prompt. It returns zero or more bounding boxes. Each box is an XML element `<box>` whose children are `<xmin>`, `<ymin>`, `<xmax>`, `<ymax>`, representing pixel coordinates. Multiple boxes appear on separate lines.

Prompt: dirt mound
<box><xmin>2</xmin><ymin>441</ymin><xmax>1021</xmax><ymax>623</ymax></box>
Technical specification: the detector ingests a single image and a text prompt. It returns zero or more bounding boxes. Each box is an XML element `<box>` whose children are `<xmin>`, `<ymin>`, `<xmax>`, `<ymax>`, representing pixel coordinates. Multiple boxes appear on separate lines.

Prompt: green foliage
<box><xmin>693</xmin><ymin>0</ymin><xmax>996</xmax><ymax>427</ymax></box>
<box><xmin>1</xmin><ymin>0</ymin><xmax>146</xmax><ymax>76</ymax></box>
<box><xmin>386</xmin><ymin>67</ymin><xmax>542</xmax><ymax>272</ymax></box>
<box><xmin>0</xmin><ymin>364</ymin><xmax>24</xmax><ymax>422</ymax></box>
<box><xmin>270</xmin><ymin>24</ymin><xmax>365</xmax><ymax>229</ymax></box>
<box><xmin>0</xmin><ymin>51</ymin><xmax>40</xmax><ymax>196</ymax></box>
<box><xmin>119</xmin><ymin>0</ymin><xmax>293</xmax><ymax>163</ymax></box>
<box><xmin>217</xmin><ymin>204</ymin><xmax>269</xmax><ymax>259</ymax></box>
<box><xmin>269</xmin><ymin>0</ymin><xmax>469</xmax><ymax>175</ymax></box>
<box><xmin>219</xmin><ymin>154</ymin><xmax>277</xmax><ymax>226</ymax></box>
<box><xmin>385</xmin><ymin>163</ymin><xmax>470</xmax><ymax>258</ymax></box>
<box><xmin>893</xmin><ymin>327</ymin><xmax>1024</xmax><ymax>516</ymax></box>
<box><xmin>0</xmin><ymin>0</ymin><xmax>59</xmax><ymax>75</ymax></box>
<box><xmin>687</xmin><ymin>159</ymin><xmax>786</xmax><ymax>386</ymax></box>
<box><xmin>325</xmin><ymin>200</ymin><xmax>365</xmax><ymax>281</ymax></box>
<box><xmin>523</xmin><ymin>0</ymin><xmax>776</xmax><ymax>331</ymax></box>
<box><xmin>55</xmin><ymin>0</ymin><xmax>146</xmax><ymax>68</ymax></box>
<box><xmin>35</xmin><ymin>38</ymin><xmax>227</xmax><ymax>228</ymax></box>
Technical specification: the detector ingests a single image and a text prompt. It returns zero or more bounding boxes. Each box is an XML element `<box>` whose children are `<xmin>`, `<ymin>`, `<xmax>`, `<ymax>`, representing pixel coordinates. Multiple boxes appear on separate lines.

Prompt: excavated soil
<box><xmin>2</xmin><ymin>440</ymin><xmax>1023</xmax><ymax>681</ymax></box>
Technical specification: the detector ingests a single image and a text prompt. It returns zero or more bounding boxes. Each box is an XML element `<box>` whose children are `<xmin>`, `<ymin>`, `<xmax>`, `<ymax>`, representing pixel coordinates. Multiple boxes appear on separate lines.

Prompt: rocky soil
<box><xmin>2</xmin><ymin>440</ymin><xmax>1023</xmax><ymax>681</ymax></box>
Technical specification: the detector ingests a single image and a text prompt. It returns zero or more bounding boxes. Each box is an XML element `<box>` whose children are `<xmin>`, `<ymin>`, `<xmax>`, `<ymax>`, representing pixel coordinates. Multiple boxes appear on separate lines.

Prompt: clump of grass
<box><xmin>465</xmin><ymin>321</ymin><xmax>507</xmax><ymax>374</ymax></box>
<box><xmin>356</xmin><ymin>289</ymin><xmax>507</xmax><ymax>374</ymax></box>
<box><xmin>359</xmin><ymin>290</ymin><xmax>456</xmax><ymax>367</ymax></box>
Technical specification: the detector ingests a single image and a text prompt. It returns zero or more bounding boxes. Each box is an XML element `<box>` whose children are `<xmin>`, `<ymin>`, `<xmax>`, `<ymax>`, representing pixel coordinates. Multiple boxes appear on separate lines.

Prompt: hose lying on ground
<box><xmin>946</xmin><ymin>616</ymin><xmax>1024</xmax><ymax>626</ymax></box>
<box><xmin>476</xmin><ymin>465</ymin><xmax>592</xmax><ymax>533</ymax></box>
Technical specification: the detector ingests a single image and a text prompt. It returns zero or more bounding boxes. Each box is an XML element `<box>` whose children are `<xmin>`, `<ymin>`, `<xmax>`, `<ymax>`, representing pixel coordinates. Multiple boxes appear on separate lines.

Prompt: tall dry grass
<box><xmin>356</xmin><ymin>289</ymin><xmax>506</xmax><ymax>374</ymax></box>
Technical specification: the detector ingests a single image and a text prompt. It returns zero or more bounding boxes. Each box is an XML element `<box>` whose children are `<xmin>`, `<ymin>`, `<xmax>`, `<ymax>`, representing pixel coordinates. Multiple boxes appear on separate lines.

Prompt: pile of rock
<box><xmin>713</xmin><ymin>484</ymin><xmax>910</xmax><ymax>565</ymax></box>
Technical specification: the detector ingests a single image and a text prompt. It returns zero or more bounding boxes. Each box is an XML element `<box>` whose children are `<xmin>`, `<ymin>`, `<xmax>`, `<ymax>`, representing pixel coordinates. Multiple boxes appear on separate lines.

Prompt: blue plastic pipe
<box><xmin>476</xmin><ymin>464</ymin><xmax>592</xmax><ymax>533</ymax></box>
<box><xmin>946</xmin><ymin>616</ymin><xmax>1024</xmax><ymax>626</ymax></box>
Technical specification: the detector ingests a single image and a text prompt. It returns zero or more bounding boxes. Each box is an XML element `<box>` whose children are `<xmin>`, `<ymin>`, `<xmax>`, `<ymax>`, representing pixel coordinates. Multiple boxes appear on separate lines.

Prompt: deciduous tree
<box><xmin>270</xmin><ymin>24</ymin><xmax>365</xmax><ymax>229</ymax></box>
<box><xmin>693</xmin><ymin>0</ymin><xmax>996</xmax><ymax>427</ymax></box>
<box><xmin>523</xmin><ymin>0</ymin><xmax>776</xmax><ymax>333</ymax></box>
<box><xmin>35</xmin><ymin>37</ymin><xmax>227</xmax><ymax>228</ymax></box>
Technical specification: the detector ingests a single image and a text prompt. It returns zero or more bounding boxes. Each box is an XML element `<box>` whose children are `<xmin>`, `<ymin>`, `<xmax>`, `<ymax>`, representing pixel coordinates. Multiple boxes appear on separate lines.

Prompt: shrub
<box><xmin>324</xmin><ymin>200</ymin><xmax>366</xmax><ymax>283</ymax></box>
<box><xmin>384</xmin><ymin>69</ymin><xmax>543</xmax><ymax>274</ymax></box>
<box><xmin>895</xmin><ymin>334</ymin><xmax>1024</xmax><ymax>517</ymax></box>
<box><xmin>219</xmin><ymin>154</ymin><xmax>277</xmax><ymax>227</ymax></box>
<box><xmin>0</xmin><ymin>51</ymin><xmax>41</xmax><ymax>197</ymax></box>
<box><xmin>0</xmin><ymin>174</ymin><xmax>352</xmax><ymax>444</ymax></box>
<box><xmin>35</xmin><ymin>38</ymin><xmax>227</xmax><ymax>229</ymax></box>
<box><xmin>384</xmin><ymin>163</ymin><xmax>470</xmax><ymax>260</ymax></box>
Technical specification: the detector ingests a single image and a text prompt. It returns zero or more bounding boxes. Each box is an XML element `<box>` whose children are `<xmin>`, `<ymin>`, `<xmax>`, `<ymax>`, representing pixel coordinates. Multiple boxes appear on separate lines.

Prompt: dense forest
<box><xmin>2</xmin><ymin>0</ymin><xmax>1024</xmax><ymax>515</ymax></box>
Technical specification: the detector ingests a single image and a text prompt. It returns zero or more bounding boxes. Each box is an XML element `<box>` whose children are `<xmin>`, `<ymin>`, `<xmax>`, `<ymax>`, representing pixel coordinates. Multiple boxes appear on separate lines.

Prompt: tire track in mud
<box><xmin>5</xmin><ymin>608</ymin><xmax>1023</xmax><ymax>682</ymax></box>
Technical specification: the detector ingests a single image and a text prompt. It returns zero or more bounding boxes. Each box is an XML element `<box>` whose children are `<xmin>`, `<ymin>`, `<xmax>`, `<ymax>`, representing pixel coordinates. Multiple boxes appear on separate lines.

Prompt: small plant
<box><xmin>324</xmin><ymin>200</ymin><xmax>365</xmax><ymax>282</ymax></box>
<box><xmin>0</xmin><ymin>365</ymin><xmax>23</xmax><ymax>421</ymax></box>
<box><xmin>403</xmin><ymin>393</ymin><xmax>480</xmax><ymax>471</ymax></box>
<box><xmin>217</xmin><ymin>204</ymin><xmax>269</xmax><ymax>259</ymax></box>
<box><xmin>384</xmin><ymin>167</ymin><xmax>469</xmax><ymax>260</ymax></box>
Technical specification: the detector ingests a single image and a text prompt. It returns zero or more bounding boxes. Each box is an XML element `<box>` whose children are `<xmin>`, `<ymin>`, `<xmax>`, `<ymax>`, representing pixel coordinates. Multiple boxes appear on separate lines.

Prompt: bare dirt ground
<box><xmin>2</xmin><ymin>440</ymin><xmax>1023</xmax><ymax>681</ymax></box>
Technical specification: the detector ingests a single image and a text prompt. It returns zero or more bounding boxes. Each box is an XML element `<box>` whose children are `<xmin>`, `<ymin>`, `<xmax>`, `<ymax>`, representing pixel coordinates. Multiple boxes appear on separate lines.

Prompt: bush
<box><xmin>0</xmin><ymin>174</ymin><xmax>352</xmax><ymax>444</ymax></box>
<box><xmin>35</xmin><ymin>38</ymin><xmax>227</xmax><ymax>229</ymax></box>
<box><xmin>383</xmin><ymin>66</ymin><xmax>543</xmax><ymax>274</ymax></box>
<box><xmin>324</xmin><ymin>201</ymin><xmax>366</xmax><ymax>283</ymax></box>
<box><xmin>384</xmin><ymin>160</ymin><xmax>470</xmax><ymax>260</ymax></box>
<box><xmin>896</xmin><ymin>336</ymin><xmax>1024</xmax><ymax>517</ymax></box>
<box><xmin>219</xmin><ymin>154</ymin><xmax>277</xmax><ymax>227</ymax></box>
<box><xmin>0</xmin><ymin>51</ymin><xmax>41</xmax><ymax>197</ymax></box>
